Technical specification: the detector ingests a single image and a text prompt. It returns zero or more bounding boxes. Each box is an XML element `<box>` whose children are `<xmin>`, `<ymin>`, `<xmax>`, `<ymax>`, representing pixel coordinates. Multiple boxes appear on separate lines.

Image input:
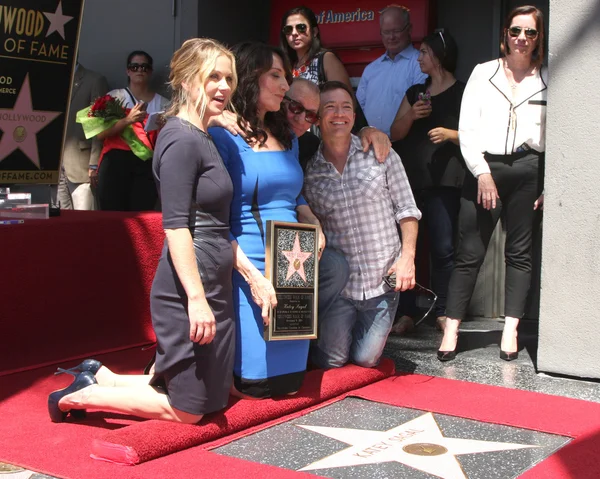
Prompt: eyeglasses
<box><xmin>283</xmin><ymin>23</ymin><xmax>308</xmax><ymax>35</ymax></box>
<box><xmin>507</xmin><ymin>26</ymin><xmax>538</xmax><ymax>39</ymax></box>
<box><xmin>380</xmin><ymin>22</ymin><xmax>410</xmax><ymax>37</ymax></box>
<box><xmin>382</xmin><ymin>275</ymin><xmax>438</xmax><ymax>327</ymax></box>
<box><xmin>284</xmin><ymin>97</ymin><xmax>319</xmax><ymax>124</ymax></box>
<box><xmin>128</xmin><ymin>63</ymin><xmax>152</xmax><ymax>72</ymax></box>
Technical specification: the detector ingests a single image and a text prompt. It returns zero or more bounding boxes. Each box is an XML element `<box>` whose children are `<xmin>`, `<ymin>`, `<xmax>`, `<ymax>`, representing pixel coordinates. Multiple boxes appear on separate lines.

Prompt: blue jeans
<box><xmin>311</xmin><ymin>291</ymin><xmax>399</xmax><ymax>369</ymax></box>
<box><xmin>318</xmin><ymin>248</ymin><xmax>349</xmax><ymax>319</ymax></box>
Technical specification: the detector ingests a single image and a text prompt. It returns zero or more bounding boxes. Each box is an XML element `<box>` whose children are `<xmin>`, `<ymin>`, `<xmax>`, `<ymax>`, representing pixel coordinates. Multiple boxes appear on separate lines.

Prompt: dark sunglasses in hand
<box><xmin>383</xmin><ymin>273</ymin><xmax>438</xmax><ymax>327</ymax></box>
<box><xmin>507</xmin><ymin>26</ymin><xmax>538</xmax><ymax>39</ymax></box>
<box><xmin>284</xmin><ymin>97</ymin><xmax>320</xmax><ymax>124</ymax></box>
<box><xmin>128</xmin><ymin>62</ymin><xmax>152</xmax><ymax>73</ymax></box>
<box><xmin>283</xmin><ymin>23</ymin><xmax>308</xmax><ymax>35</ymax></box>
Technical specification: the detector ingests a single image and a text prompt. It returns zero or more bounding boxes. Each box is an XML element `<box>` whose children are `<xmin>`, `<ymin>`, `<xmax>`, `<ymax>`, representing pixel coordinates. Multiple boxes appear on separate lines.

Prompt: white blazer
<box><xmin>459</xmin><ymin>59</ymin><xmax>548</xmax><ymax>177</ymax></box>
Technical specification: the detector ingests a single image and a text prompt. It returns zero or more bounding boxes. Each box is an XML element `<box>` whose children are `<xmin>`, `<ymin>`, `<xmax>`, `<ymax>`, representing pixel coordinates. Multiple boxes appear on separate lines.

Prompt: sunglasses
<box><xmin>283</xmin><ymin>23</ymin><xmax>308</xmax><ymax>35</ymax></box>
<box><xmin>284</xmin><ymin>97</ymin><xmax>319</xmax><ymax>124</ymax></box>
<box><xmin>507</xmin><ymin>26</ymin><xmax>538</xmax><ymax>39</ymax></box>
<box><xmin>128</xmin><ymin>62</ymin><xmax>152</xmax><ymax>72</ymax></box>
<box><xmin>383</xmin><ymin>274</ymin><xmax>438</xmax><ymax>327</ymax></box>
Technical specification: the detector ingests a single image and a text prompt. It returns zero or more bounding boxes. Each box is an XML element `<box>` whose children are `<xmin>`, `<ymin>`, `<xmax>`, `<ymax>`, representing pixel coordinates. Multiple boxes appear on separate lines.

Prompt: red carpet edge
<box><xmin>90</xmin><ymin>358</ymin><xmax>396</xmax><ymax>464</ymax></box>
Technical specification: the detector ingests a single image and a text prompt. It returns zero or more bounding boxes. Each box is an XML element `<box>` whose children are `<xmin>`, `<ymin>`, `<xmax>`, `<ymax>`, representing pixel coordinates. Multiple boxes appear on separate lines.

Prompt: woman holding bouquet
<box><xmin>95</xmin><ymin>50</ymin><xmax>168</xmax><ymax>211</ymax></box>
<box><xmin>48</xmin><ymin>39</ymin><xmax>238</xmax><ymax>424</ymax></box>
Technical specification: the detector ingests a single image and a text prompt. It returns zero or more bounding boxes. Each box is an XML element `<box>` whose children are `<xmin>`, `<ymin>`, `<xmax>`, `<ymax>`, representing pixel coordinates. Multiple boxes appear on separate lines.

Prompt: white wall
<box><xmin>538</xmin><ymin>0</ymin><xmax>600</xmax><ymax>378</ymax></box>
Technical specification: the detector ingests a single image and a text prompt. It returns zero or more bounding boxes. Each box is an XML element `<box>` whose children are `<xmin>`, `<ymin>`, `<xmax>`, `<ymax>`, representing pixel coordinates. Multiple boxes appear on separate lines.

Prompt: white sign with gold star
<box><xmin>297</xmin><ymin>412</ymin><xmax>538</xmax><ymax>478</ymax></box>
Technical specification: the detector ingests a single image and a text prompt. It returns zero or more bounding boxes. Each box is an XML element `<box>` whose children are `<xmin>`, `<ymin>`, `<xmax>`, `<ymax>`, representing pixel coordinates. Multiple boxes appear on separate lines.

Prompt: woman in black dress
<box><xmin>47</xmin><ymin>39</ymin><xmax>238</xmax><ymax>423</ymax></box>
<box><xmin>390</xmin><ymin>31</ymin><xmax>465</xmax><ymax>334</ymax></box>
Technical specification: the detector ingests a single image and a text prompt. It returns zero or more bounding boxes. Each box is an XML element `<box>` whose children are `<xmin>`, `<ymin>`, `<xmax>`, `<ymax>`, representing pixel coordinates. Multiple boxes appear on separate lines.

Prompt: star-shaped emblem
<box><xmin>44</xmin><ymin>1</ymin><xmax>74</xmax><ymax>40</ymax></box>
<box><xmin>0</xmin><ymin>75</ymin><xmax>62</xmax><ymax>167</ymax></box>
<box><xmin>281</xmin><ymin>232</ymin><xmax>313</xmax><ymax>282</ymax></box>
<box><xmin>298</xmin><ymin>412</ymin><xmax>538</xmax><ymax>478</ymax></box>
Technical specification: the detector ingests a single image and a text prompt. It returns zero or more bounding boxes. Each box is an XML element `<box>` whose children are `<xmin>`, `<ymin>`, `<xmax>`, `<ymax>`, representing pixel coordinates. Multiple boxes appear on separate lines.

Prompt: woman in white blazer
<box><xmin>438</xmin><ymin>5</ymin><xmax>547</xmax><ymax>362</ymax></box>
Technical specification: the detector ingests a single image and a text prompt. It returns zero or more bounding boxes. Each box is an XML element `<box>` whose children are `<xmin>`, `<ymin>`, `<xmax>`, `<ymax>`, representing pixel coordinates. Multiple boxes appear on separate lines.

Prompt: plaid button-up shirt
<box><xmin>303</xmin><ymin>135</ymin><xmax>421</xmax><ymax>300</ymax></box>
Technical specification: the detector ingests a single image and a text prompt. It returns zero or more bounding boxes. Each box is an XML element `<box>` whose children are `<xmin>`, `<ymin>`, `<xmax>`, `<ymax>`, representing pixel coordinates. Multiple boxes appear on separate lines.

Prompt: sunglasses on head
<box><xmin>508</xmin><ymin>26</ymin><xmax>538</xmax><ymax>39</ymax></box>
<box><xmin>284</xmin><ymin>97</ymin><xmax>319</xmax><ymax>124</ymax></box>
<box><xmin>128</xmin><ymin>62</ymin><xmax>152</xmax><ymax>72</ymax></box>
<box><xmin>283</xmin><ymin>23</ymin><xmax>308</xmax><ymax>35</ymax></box>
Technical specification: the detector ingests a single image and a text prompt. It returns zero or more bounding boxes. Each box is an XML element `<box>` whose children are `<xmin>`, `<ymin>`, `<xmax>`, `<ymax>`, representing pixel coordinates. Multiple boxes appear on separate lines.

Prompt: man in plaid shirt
<box><xmin>303</xmin><ymin>81</ymin><xmax>421</xmax><ymax>369</ymax></box>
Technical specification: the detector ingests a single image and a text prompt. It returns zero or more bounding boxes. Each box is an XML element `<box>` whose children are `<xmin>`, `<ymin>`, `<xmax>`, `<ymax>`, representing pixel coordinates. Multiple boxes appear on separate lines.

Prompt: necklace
<box><xmin>296</xmin><ymin>52</ymin><xmax>310</xmax><ymax>68</ymax></box>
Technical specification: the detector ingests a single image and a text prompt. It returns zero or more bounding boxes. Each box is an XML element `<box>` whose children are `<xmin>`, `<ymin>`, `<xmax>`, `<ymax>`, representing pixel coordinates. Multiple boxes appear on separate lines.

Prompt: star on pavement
<box><xmin>297</xmin><ymin>412</ymin><xmax>538</xmax><ymax>479</ymax></box>
<box><xmin>44</xmin><ymin>1</ymin><xmax>74</xmax><ymax>40</ymax></box>
<box><xmin>281</xmin><ymin>232</ymin><xmax>313</xmax><ymax>282</ymax></box>
<box><xmin>0</xmin><ymin>75</ymin><xmax>62</xmax><ymax>167</ymax></box>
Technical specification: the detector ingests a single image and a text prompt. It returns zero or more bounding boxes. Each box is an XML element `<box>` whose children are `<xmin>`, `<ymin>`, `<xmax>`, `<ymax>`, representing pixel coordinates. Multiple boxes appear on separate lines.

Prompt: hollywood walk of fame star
<box><xmin>297</xmin><ymin>412</ymin><xmax>538</xmax><ymax>479</ymax></box>
<box><xmin>281</xmin><ymin>232</ymin><xmax>313</xmax><ymax>282</ymax></box>
<box><xmin>44</xmin><ymin>1</ymin><xmax>74</xmax><ymax>40</ymax></box>
<box><xmin>0</xmin><ymin>75</ymin><xmax>62</xmax><ymax>168</ymax></box>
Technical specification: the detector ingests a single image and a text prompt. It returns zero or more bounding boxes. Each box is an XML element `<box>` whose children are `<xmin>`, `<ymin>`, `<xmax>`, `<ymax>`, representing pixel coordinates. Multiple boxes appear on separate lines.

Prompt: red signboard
<box><xmin>270</xmin><ymin>1</ymin><xmax>433</xmax><ymax>76</ymax></box>
<box><xmin>270</xmin><ymin>1</ymin><xmax>432</xmax><ymax>48</ymax></box>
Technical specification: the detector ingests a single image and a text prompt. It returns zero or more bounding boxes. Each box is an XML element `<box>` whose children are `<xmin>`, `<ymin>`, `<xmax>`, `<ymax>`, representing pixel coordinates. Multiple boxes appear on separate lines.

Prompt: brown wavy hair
<box><xmin>500</xmin><ymin>5</ymin><xmax>545</xmax><ymax>68</ymax></box>
<box><xmin>230</xmin><ymin>42</ymin><xmax>293</xmax><ymax>150</ymax></box>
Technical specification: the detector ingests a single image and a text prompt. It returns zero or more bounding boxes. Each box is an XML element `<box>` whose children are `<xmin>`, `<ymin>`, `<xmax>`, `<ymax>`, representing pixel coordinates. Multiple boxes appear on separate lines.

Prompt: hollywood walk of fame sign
<box><xmin>264</xmin><ymin>220</ymin><xmax>320</xmax><ymax>341</ymax></box>
<box><xmin>0</xmin><ymin>0</ymin><xmax>84</xmax><ymax>184</ymax></box>
<box><xmin>297</xmin><ymin>412</ymin><xmax>538</xmax><ymax>479</ymax></box>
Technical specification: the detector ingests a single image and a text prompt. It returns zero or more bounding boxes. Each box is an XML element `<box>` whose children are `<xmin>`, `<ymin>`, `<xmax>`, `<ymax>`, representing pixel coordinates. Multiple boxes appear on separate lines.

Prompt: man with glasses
<box><xmin>285</xmin><ymin>78</ymin><xmax>392</xmax><ymax>170</ymax></box>
<box><xmin>356</xmin><ymin>5</ymin><xmax>426</xmax><ymax>136</ymax></box>
<box><xmin>303</xmin><ymin>81</ymin><xmax>421</xmax><ymax>369</ymax></box>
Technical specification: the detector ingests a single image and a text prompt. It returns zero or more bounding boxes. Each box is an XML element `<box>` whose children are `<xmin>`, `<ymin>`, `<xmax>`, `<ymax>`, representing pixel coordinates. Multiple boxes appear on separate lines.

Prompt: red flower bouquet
<box><xmin>76</xmin><ymin>95</ymin><xmax>157</xmax><ymax>161</ymax></box>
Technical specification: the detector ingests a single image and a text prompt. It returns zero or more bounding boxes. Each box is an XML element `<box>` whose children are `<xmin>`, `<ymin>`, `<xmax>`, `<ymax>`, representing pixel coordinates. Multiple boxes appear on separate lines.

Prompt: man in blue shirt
<box><xmin>356</xmin><ymin>5</ymin><xmax>427</xmax><ymax>137</ymax></box>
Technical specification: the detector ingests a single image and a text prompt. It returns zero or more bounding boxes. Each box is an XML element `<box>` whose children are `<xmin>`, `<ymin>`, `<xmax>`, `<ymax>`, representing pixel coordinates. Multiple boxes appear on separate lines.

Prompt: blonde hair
<box><xmin>166</xmin><ymin>38</ymin><xmax>237</xmax><ymax>120</ymax></box>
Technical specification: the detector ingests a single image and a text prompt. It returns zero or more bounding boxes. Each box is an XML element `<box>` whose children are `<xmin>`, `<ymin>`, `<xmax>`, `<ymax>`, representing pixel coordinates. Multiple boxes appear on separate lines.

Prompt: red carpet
<box><xmin>0</xmin><ymin>348</ymin><xmax>393</xmax><ymax>478</ymax></box>
<box><xmin>1</xmin><ymin>346</ymin><xmax>598</xmax><ymax>478</ymax></box>
<box><xmin>0</xmin><ymin>211</ymin><xmax>163</xmax><ymax>376</ymax></box>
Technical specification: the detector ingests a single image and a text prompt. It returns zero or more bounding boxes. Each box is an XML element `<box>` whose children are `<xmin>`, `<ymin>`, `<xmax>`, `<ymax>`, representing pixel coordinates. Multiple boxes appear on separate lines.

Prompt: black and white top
<box><xmin>459</xmin><ymin>59</ymin><xmax>548</xmax><ymax>177</ymax></box>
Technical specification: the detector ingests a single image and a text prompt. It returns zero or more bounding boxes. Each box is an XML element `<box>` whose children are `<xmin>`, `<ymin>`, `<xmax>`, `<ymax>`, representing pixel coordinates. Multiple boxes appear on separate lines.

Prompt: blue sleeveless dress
<box><xmin>209</xmin><ymin>127</ymin><xmax>310</xmax><ymax>398</ymax></box>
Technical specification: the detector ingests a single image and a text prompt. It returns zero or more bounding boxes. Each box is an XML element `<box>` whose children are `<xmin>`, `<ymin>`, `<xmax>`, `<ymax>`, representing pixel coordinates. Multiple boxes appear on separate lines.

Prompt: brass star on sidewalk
<box><xmin>298</xmin><ymin>412</ymin><xmax>538</xmax><ymax>478</ymax></box>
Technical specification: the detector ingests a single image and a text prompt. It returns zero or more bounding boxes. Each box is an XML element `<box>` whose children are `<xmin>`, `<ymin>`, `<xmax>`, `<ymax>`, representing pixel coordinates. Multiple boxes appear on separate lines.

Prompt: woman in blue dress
<box><xmin>210</xmin><ymin>42</ymin><xmax>323</xmax><ymax>399</ymax></box>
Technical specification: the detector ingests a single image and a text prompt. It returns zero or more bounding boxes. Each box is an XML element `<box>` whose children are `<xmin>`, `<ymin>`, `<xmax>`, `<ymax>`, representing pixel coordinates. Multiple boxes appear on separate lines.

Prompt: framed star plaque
<box><xmin>0</xmin><ymin>0</ymin><xmax>85</xmax><ymax>184</ymax></box>
<box><xmin>264</xmin><ymin>220</ymin><xmax>320</xmax><ymax>341</ymax></box>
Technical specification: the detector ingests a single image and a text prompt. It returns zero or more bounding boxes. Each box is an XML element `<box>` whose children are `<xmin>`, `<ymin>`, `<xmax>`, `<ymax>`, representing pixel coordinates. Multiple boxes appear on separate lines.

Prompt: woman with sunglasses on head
<box><xmin>438</xmin><ymin>5</ymin><xmax>547</xmax><ymax>362</ymax></box>
<box><xmin>48</xmin><ymin>39</ymin><xmax>238</xmax><ymax>423</ymax></box>
<box><xmin>389</xmin><ymin>30</ymin><xmax>465</xmax><ymax>334</ymax></box>
<box><xmin>280</xmin><ymin>6</ymin><xmax>351</xmax><ymax>89</ymax></box>
<box><xmin>96</xmin><ymin>50</ymin><xmax>169</xmax><ymax>211</ymax></box>
<box><xmin>209</xmin><ymin>43</ymin><xmax>322</xmax><ymax>399</ymax></box>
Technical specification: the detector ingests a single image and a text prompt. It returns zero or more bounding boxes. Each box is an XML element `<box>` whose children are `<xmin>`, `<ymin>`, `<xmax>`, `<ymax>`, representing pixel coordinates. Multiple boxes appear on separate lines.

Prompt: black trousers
<box><xmin>97</xmin><ymin>149</ymin><xmax>157</xmax><ymax>211</ymax></box>
<box><xmin>445</xmin><ymin>151</ymin><xmax>543</xmax><ymax>320</ymax></box>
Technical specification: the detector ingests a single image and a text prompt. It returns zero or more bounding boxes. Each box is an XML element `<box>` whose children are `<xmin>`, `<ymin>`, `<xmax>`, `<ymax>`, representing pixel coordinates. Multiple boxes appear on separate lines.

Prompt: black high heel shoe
<box><xmin>500</xmin><ymin>350</ymin><xmax>518</xmax><ymax>361</ymax></box>
<box><xmin>437</xmin><ymin>333</ymin><xmax>459</xmax><ymax>362</ymax></box>
<box><xmin>54</xmin><ymin>359</ymin><xmax>102</xmax><ymax>376</ymax></box>
<box><xmin>48</xmin><ymin>371</ymin><xmax>97</xmax><ymax>423</ymax></box>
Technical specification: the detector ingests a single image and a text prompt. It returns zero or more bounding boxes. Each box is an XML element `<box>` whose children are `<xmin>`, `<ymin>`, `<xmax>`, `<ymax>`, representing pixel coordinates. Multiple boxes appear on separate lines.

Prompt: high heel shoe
<box><xmin>437</xmin><ymin>349</ymin><xmax>457</xmax><ymax>361</ymax></box>
<box><xmin>500</xmin><ymin>350</ymin><xmax>518</xmax><ymax>361</ymax></box>
<box><xmin>54</xmin><ymin>359</ymin><xmax>102</xmax><ymax>376</ymax></box>
<box><xmin>48</xmin><ymin>371</ymin><xmax>97</xmax><ymax>423</ymax></box>
<box><xmin>437</xmin><ymin>333</ymin><xmax>459</xmax><ymax>362</ymax></box>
